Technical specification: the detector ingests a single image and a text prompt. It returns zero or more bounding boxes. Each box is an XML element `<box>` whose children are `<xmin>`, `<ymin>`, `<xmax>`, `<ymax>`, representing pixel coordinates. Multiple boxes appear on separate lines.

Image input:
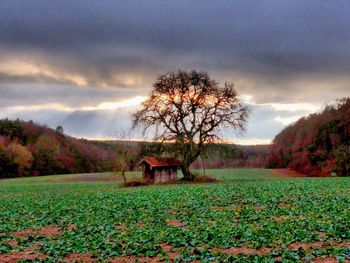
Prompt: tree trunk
<box><xmin>181</xmin><ymin>164</ymin><xmax>193</xmax><ymax>181</ymax></box>
<box><xmin>121</xmin><ymin>168</ymin><xmax>127</xmax><ymax>185</ymax></box>
<box><xmin>180</xmin><ymin>142</ymin><xmax>199</xmax><ymax>181</ymax></box>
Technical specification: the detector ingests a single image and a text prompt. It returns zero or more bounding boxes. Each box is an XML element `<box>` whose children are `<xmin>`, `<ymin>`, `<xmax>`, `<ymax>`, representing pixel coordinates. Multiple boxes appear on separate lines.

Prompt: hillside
<box><xmin>0</xmin><ymin>119</ymin><xmax>114</xmax><ymax>178</ymax></box>
<box><xmin>268</xmin><ymin>97</ymin><xmax>350</xmax><ymax>176</ymax></box>
<box><xmin>0</xmin><ymin>119</ymin><xmax>271</xmax><ymax>179</ymax></box>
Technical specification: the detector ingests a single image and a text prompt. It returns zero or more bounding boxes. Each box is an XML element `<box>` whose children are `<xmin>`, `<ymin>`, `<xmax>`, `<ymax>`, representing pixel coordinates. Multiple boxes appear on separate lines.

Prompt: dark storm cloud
<box><xmin>0</xmin><ymin>72</ymin><xmax>75</xmax><ymax>86</ymax></box>
<box><xmin>1</xmin><ymin>1</ymin><xmax>350</xmax><ymax>91</ymax></box>
<box><xmin>0</xmin><ymin>84</ymin><xmax>149</xmax><ymax>108</ymax></box>
<box><xmin>1</xmin><ymin>0</ymin><xmax>350</xmax><ymax>141</ymax></box>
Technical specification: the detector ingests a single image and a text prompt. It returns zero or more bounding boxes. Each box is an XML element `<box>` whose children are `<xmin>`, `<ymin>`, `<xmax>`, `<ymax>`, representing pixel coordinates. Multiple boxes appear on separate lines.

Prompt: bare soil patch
<box><xmin>40</xmin><ymin>226</ymin><xmax>60</xmax><ymax>236</ymax></box>
<box><xmin>273</xmin><ymin>215</ymin><xmax>290</xmax><ymax>222</ymax></box>
<box><xmin>106</xmin><ymin>256</ymin><xmax>138</xmax><ymax>263</ymax></box>
<box><xmin>24</xmin><ymin>243</ymin><xmax>41</xmax><ymax>252</ymax></box>
<box><xmin>158</xmin><ymin>243</ymin><xmax>181</xmax><ymax>260</ymax></box>
<box><xmin>211</xmin><ymin>247</ymin><xmax>272</xmax><ymax>255</ymax></box>
<box><xmin>14</xmin><ymin>226</ymin><xmax>60</xmax><ymax>238</ymax></box>
<box><xmin>278</xmin><ymin>203</ymin><xmax>296</xmax><ymax>209</ymax></box>
<box><xmin>13</xmin><ymin>229</ymin><xmax>37</xmax><ymax>238</ymax></box>
<box><xmin>167</xmin><ymin>209</ymin><xmax>177</xmax><ymax>215</ymax></box>
<box><xmin>288</xmin><ymin>241</ymin><xmax>323</xmax><ymax>250</ymax></box>
<box><xmin>281</xmin><ymin>196</ymin><xmax>292</xmax><ymax>201</ymax></box>
<box><xmin>136</xmin><ymin>222</ymin><xmax>145</xmax><ymax>228</ymax></box>
<box><xmin>271</xmin><ymin>169</ymin><xmax>307</xmax><ymax>177</ymax></box>
<box><xmin>4</xmin><ymin>240</ymin><xmax>19</xmax><ymax>246</ymax></box>
<box><xmin>255</xmin><ymin>205</ymin><xmax>266</xmax><ymax>211</ymax></box>
<box><xmin>311</xmin><ymin>257</ymin><xmax>340</xmax><ymax>263</ymax></box>
<box><xmin>67</xmin><ymin>253</ymin><xmax>166</xmax><ymax>263</ymax></box>
<box><xmin>329</xmin><ymin>241</ymin><xmax>350</xmax><ymax>248</ymax></box>
<box><xmin>166</xmin><ymin>219</ymin><xmax>186</xmax><ymax>227</ymax></box>
<box><xmin>0</xmin><ymin>252</ymin><xmax>47</xmax><ymax>263</ymax></box>
<box><xmin>67</xmin><ymin>224</ymin><xmax>76</xmax><ymax>231</ymax></box>
<box><xmin>107</xmin><ymin>256</ymin><xmax>162</xmax><ymax>263</ymax></box>
<box><xmin>63</xmin><ymin>253</ymin><xmax>96</xmax><ymax>262</ymax></box>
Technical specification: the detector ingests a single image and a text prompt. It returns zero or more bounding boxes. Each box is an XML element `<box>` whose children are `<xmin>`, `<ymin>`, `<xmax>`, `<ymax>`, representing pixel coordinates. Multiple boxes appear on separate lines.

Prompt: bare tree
<box><xmin>114</xmin><ymin>128</ymin><xmax>133</xmax><ymax>185</ymax></box>
<box><xmin>132</xmin><ymin>70</ymin><xmax>249</xmax><ymax>180</ymax></box>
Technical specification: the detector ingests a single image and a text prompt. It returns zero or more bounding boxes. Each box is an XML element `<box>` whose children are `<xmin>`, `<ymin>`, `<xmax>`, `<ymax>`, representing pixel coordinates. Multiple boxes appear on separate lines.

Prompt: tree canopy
<box><xmin>132</xmin><ymin>70</ymin><xmax>249</xmax><ymax>179</ymax></box>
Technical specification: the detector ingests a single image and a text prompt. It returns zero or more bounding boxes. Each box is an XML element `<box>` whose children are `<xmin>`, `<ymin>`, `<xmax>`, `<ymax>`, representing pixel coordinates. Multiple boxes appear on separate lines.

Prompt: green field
<box><xmin>0</xmin><ymin>169</ymin><xmax>349</xmax><ymax>262</ymax></box>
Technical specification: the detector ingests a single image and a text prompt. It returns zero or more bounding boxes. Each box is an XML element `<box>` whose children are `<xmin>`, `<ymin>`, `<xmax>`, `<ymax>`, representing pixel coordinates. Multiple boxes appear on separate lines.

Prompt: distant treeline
<box><xmin>191</xmin><ymin>144</ymin><xmax>269</xmax><ymax>169</ymax></box>
<box><xmin>0</xmin><ymin>119</ymin><xmax>270</xmax><ymax>178</ymax></box>
<box><xmin>0</xmin><ymin>119</ymin><xmax>116</xmax><ymax>178</ymax></box>
<box><xmin>94</xmin><ymin>140</ymin><xmax>270</xmax><ymax>170</ymax></box>
<box><xmin>268</xmin><ymin>98</ymin><xmax>350</xmax><ymax>176</ymax></box>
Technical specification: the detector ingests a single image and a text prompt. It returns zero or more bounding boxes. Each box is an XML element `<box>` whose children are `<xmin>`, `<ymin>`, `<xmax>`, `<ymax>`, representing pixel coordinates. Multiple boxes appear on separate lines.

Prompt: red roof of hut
<box><xmin>138</xmin><ymin>157</ymin><xmax>182</xmax><ymax>168</ymax></box>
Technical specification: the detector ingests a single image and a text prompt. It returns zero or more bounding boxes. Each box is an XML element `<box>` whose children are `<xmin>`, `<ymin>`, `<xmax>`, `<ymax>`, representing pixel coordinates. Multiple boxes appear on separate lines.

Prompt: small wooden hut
<box><xmin>138</xmin><ymin>157</ymin><xmax>182</xmax><ymax>184</ymax></box>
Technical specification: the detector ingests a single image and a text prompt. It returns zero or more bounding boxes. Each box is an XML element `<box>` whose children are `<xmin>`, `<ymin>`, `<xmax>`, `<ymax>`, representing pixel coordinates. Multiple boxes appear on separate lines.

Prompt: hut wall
<box><xmin>154</xmin><ymin>167</ymin><xmax>177</xmax><ymax>183</ymax></box>
<box><xmin>154</xmin><ymin>168</ymin><xmax>163</xmax><ymax>183</ymax></box>
<box><xmin>170</xmin><ymin>167</ymin><xmax>177</xmax><ymax>181</ymax></box>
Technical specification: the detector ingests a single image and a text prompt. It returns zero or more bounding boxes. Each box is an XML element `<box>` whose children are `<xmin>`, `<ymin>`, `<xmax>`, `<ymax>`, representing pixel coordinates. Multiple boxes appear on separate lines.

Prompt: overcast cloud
<box><xmin>0</xmin><ymin>1</ymin><xmax>349</xmax><ymax>144</ymax></box>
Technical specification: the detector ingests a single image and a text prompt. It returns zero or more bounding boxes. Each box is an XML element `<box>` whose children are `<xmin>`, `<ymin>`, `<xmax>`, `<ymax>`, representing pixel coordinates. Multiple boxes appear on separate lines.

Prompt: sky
<box><xmin>1</xmin><ymin>1</ymin><xmax>349</xmax><ymax>144</ymax></box>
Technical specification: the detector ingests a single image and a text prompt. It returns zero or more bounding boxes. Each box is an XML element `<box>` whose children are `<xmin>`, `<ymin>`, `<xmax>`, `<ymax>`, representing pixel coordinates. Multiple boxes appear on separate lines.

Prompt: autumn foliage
<box><xmin>268</xmin><ymin>98</ymin><xmax>350</xmax><ymax>176</ymax></box>
<box><xmin>0</xmin><ymin>119</ymin><xmax>114</xmax><ymax>178</ymax></box>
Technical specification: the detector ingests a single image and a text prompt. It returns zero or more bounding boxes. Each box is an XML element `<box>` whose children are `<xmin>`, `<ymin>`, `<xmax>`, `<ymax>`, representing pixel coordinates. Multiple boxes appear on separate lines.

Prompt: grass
<box><xmin>0</xmin><ymin>169</ymin><xmax>349</xmax><ymax>262</ymax></box>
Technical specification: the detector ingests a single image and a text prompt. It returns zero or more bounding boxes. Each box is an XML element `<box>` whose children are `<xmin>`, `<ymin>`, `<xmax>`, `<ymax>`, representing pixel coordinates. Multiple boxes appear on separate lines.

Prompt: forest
<box><xmin>0</xmin><ymin>119</ymin><xmax>116</xmax><ymax>178</ymax></box>
<box><xmin>0</xmin><ymin>119</ymin><xmax>267</xmax><ymax>178</ymax></box>
<box><xmin>268</xmin><ymin>98</ymin><xmax>350</xmax><ymax>176</ymax></box>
